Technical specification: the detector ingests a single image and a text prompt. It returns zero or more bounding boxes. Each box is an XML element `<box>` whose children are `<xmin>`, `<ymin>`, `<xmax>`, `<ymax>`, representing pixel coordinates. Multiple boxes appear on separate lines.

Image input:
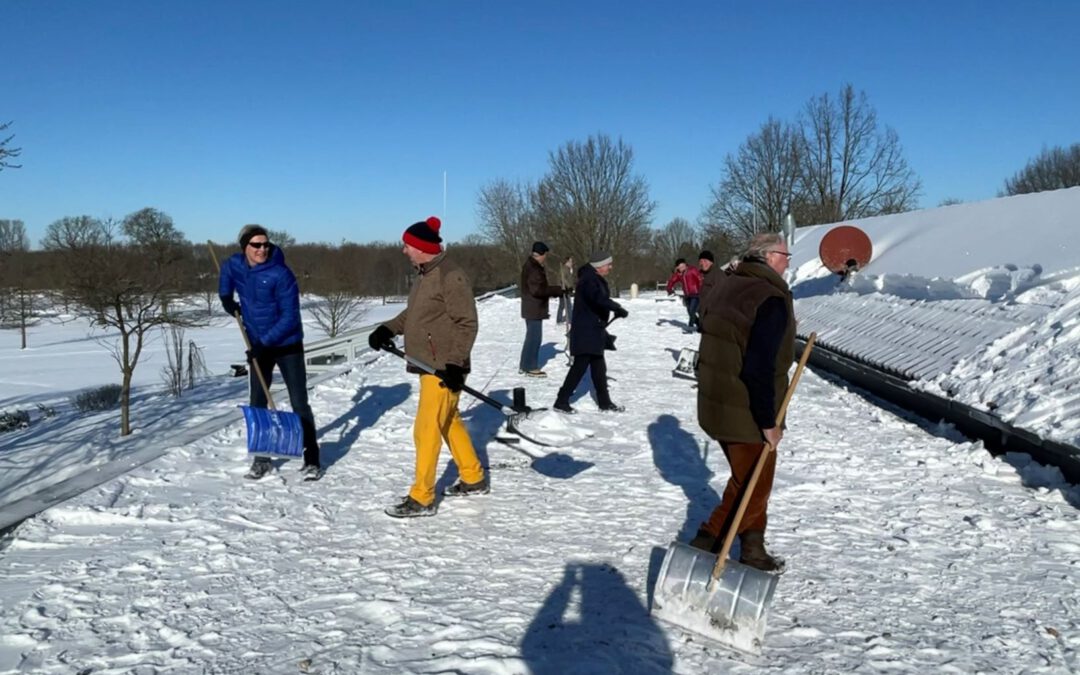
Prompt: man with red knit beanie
<box><xmin>368</xmin><ymin>216</ymin><xmax>488</xmax><ymax>517</ymax></box>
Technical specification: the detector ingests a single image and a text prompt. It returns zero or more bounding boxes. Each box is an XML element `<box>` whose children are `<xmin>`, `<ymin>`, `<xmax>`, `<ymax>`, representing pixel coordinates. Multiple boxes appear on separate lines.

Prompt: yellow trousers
<box><xmin>409</xmin><ymin>374</ymin><xmax>485</xmax><ymax>506</ymax></box>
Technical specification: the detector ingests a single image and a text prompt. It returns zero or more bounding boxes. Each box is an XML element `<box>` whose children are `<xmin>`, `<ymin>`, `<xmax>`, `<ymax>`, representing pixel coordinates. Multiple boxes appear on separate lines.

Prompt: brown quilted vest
<box><xmin>696</xmin><ymin>261</ymin><xmax>795</xmax><ymax>443</ymax></box>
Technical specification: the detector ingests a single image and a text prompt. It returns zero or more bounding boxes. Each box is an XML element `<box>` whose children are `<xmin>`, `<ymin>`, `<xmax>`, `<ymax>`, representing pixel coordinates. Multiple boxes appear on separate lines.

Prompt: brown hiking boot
<box><xmin>688</xmin><ymin>527</ymin><xmax>717</xmax><ymax>553</ymax></box>
<box><xmin>739</xmin><ymin>530</ymin><xmax>784</xmax><ymax>572</ymax></box>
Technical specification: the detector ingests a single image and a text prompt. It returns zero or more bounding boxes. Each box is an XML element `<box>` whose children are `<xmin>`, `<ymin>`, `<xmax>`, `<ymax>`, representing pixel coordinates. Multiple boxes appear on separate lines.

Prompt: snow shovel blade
<box><xmin>652</xmin><ymin>542</ymin><xmax>778</xmax><ymax>655</ymax></box>
<box><xmin>240</xmin><ymin>405</ymin><xmax>305</xmax><ymax>458</ymax></box>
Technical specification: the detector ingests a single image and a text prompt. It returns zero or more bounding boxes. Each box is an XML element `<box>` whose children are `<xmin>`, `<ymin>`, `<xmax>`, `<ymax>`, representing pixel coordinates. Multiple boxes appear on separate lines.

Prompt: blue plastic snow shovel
<box><xmin>208</xmin><ymin>242</ymin><xmax>304</xmax><ymax>459</ymax></box>
<box><xmin>240</xmin><ymin>405</ymin><xmax>304</xmax><ymax>458</ymax></box>
<box><xmin>234</xmin><ymin>330</ymin><xmax>304</xmax><ymax>459</ymax></box>
<box><xmin>652</xmin><ymin>333</ymin><xmax>816</xmax><ymax>654</ymax></box>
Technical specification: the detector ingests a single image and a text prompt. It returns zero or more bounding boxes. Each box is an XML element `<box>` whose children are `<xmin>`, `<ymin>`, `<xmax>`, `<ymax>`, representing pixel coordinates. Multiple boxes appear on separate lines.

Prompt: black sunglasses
<box><xmin>248</xmin><ymin>241</ymin><xmax>272</xmax><ymax>250</ymax></box>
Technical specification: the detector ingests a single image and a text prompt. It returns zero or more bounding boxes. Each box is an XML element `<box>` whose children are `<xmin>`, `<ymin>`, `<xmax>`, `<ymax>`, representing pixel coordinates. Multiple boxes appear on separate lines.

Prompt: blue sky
<box><xmin>2</xmin><ymin>0</ymin><xmax>1077</xmax><ymax>248</ymax></box>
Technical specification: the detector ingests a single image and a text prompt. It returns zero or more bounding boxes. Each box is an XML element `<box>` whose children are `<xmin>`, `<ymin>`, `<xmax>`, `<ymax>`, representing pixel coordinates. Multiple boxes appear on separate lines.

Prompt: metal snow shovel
<box><xmin>382</xmin><ymin>344</ymin><xmax>560</xmax><ymax>446</ymax></box>
<box><xmin>207</xmin><ymin>242</ymin><xmax>304</xmax><ymax>459</ymax></box>
<box><xmin>652</xmin><ymin>332</ymin><xmax>817</xmax><ymax>654</ymax></box>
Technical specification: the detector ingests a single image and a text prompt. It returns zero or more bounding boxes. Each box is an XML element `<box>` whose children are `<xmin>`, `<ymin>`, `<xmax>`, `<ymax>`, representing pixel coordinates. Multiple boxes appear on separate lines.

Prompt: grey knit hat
<box><xmin>589</xmin><ymin>251</ymin><xmax>613</xmax><ymax>268</ymax></box>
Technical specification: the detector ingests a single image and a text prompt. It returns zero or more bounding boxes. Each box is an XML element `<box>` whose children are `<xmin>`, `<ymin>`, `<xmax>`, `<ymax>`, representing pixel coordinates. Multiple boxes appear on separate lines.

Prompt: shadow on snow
<box><xmin>318</xmin><ymin>383</ymin><xmax>412</xmax><ymax>470</ymax></box>
<box><xmin>521</xmin><ymin>562</ymin><xmax>673</xmax><ymax>674</ymax></box>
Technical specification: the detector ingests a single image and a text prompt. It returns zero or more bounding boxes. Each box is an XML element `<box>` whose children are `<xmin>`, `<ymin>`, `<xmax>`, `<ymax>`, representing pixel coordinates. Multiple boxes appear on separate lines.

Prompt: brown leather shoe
<box><xmin>738</xmin><ymin>530</ymin><xmax>784</xmax><ymax>572</ymax></box>
<box><xmin>688</xmin><ymin>528</ymin><xmax>717</xmax><ymax>552</ymax></box>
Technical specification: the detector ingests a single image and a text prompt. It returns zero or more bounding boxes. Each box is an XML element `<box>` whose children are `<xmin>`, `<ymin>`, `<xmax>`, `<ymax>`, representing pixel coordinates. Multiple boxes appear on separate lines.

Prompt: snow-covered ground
<box><xmin>1</xmin><ymin>293</ymin><xmax>1078</xmax><ymax>673</ymax></box>
<box><xmin>0</xmin><ymin>300</ymin><xmax>402</xmax><ymax>506</ymax></box>
<box><xmin>2</xmin><ymin>188</ymin><xmax>1079</xmax><ymax>671</ymax></box>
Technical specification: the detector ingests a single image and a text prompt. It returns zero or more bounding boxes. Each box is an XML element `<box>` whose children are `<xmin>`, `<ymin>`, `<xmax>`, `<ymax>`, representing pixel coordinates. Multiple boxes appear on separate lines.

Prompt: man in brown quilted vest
<box><xmin>690</xmin><ymin>232</ymin><xmax>794</xmax><ymax>571</ymax></box>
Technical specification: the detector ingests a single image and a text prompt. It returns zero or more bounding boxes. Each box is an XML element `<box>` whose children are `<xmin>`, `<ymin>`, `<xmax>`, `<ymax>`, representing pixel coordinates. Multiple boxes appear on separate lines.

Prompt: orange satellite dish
<box><xmin>819</xmin><ymin>225</ymin><xmax>873</xmax><ymax>274</ymax></box>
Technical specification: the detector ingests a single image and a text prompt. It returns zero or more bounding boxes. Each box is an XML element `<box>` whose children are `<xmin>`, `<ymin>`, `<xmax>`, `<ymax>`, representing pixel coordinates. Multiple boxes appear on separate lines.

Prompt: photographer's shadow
<box><xmin>522</xmin><ymin>562</ymin><xmax>673</xmax><ymax>674</ymax></box>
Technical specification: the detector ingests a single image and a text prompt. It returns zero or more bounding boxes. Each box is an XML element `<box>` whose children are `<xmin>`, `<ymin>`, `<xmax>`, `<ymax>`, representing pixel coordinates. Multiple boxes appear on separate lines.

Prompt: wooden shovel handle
<box><xmin>710</xmin><ymin>332</ymin><xmax>817</xmax><ymax>581</ymax></box>
<box><xmin>207</xmin><ymin>241</ymin><xmax>277</xmax><ymax>410</ymax></box>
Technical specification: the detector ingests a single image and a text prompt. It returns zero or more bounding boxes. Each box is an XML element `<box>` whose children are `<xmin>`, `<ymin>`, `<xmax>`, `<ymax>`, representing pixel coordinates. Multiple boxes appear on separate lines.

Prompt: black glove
<box><xmin>368</xmin><ymin>325</ymin><xmax>395</xmax><ymax>351</ymax></box>
<box><xmin>221</xmin><ymin>296</ymin><xmax>240</xmax><ymax>317</ymax></box>
<box><xmin>613</xmin><ymin>305</ymin><xmax>629</xmax><ymax>319</ymax></box>
<box><xmin>436</xmin><ymin>363</ymin><xmax>466</xmax><ymax>393</ymax></box>
<box><xmin>245</xmin><ymin>340</ymin><xmax>267</xmax><ymax>363</ymax></box>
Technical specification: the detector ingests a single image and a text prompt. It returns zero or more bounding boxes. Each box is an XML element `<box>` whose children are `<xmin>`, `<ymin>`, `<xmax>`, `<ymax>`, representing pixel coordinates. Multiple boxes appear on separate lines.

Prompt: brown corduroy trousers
<box><xmin>702</xmin><ymin>441</ymin><xmax>776</xmax><ymax>538</ymax></box>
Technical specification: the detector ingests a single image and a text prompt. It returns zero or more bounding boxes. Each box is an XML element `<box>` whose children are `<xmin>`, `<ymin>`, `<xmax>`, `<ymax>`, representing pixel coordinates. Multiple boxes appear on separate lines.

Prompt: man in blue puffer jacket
<box><xmin>219</xmin><ymin>224</ymin><xmax>321</xmax><ymax>481</ymax></box>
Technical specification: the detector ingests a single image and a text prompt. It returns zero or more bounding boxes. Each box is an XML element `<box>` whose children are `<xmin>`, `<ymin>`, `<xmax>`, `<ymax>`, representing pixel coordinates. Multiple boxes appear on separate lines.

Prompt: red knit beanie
<box><xmin>402</xmin><ymin>216</ymin><xmax>443</xmax><ymax>254</ymax></box>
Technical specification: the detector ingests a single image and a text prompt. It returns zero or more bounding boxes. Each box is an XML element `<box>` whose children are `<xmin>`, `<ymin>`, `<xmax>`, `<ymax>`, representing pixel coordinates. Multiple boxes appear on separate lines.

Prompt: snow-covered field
<box><xmin>1</xmin><ymin>293</ymin><xmax>1078</xmax><ymax>673</ymax></box>
<box><xmin>0</xmin><ymin>300</ymin><xmax>402</xmax><ymax>506</ymax></box>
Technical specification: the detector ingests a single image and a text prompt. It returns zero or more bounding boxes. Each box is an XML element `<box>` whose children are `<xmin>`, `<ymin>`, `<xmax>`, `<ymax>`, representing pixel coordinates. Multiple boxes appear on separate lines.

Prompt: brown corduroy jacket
<box><xmin>383</xmin><ymin>252</ymin><xmax>477</xmax><ymax>373</ymax></box>
<box><xmin>696</xmin><ymin>260</ymin><xmax>795</xmax><ymax>443</ymax></box>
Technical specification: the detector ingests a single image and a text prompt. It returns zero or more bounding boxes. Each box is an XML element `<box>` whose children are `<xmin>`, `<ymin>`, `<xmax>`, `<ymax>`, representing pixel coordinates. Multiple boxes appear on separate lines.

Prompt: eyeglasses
<box><xmin>766</xmin><ymin>250</ymin><xmax>792</xmax><ymax>259</ymax></box>
<box><xmin>248</xmin><ymin>242</ymin><xmax>271</xmax><ymax>250</ymax></box>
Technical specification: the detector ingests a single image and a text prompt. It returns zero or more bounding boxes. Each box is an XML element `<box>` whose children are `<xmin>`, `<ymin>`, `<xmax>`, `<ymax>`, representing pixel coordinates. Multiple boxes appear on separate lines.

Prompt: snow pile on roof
<box><xmin>789</xmin><ymin>187</ymin><xmax>1080</xmax><ymax>447</ymax></box>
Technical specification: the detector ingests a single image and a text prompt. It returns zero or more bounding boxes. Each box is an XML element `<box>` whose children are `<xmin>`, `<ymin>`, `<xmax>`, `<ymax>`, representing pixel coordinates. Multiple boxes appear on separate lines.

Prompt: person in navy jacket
<box><xmin>219</xmin><ymin>224</ymin><xmax>321</xmax><ymax>481</ymax></box>
<box><xmin>553</xmin><ymin>251</ymin><xmax>629</xmax><ymax>414</ymax></box>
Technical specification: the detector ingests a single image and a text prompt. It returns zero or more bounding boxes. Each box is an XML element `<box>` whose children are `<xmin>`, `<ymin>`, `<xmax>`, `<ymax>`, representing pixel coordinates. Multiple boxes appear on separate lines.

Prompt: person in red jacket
<box><xmin>665</xmin><ymin>258</ymin><xmax>703</xmax><ymax>331</ymax></box>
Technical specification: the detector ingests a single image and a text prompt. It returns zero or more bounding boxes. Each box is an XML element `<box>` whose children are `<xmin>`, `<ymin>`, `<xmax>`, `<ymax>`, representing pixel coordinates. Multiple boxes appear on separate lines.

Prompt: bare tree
<box><xmin>40</xmin><ymin>215</ymin><xmax>108</xmax><ymax>251</ymax></box>
<box><xmin>476</xmin><ymin>179</ymin><xmax>539</xmax><ymax>258</ymax></box>
<box><xmin>453</xmin><ymin>234</ymin><xmax>519</xmax><ymax>292</ymax></box>
<box><xmin>653</xmin><ymin>217</ymin><xmax>699</xmax><ymax>267</ymax></box>
<box><xmin>797</xmin><ymin>84</ymin><xmax>921</xmax><ymax>224</ymax></box>
<box><xmin>160</xmin><ymin>325</ymin><xmax>186</xmax><ymax>397</ymax></box>
<box><xmin>0</xmin><ymin>220</ymin><xmax>31</xmax><ymax>338</ymax></box>
<box><xmin>532</xmin><ymin>134</ymin><xmax>656</xmax><ymax>286</ymax></box>
<box><xmin>122</xmin><ymin>207</ymin><xmax>188</xmax><ymax>247</ymax></box>
<box><xmin>122</xmin><ymin>208</ymin><xmax>192</xmax><ymax>307</ymax></box>
<box><xmin>1003</xmin><ymin>143</ymin><xmax>1080</xmax><ymax>195</ymax></box>
<box><xmin>267</xmin><ymin>229</ymin><xmax>296</xmax><ymax>248</ymax></box>
<box><xmin>703</xmin><ymin>117</ymin><xmax>804</xmax><ymax>242</ymax></box>
<box><xmin>303</xmin><ymin>246</ymin><xmax>368</xmax><ymax>338</ymax></box>
<box><xmin>49</xmin><ymin>228</ymin><xmax>203</xmax><ymax>435</ymax></box>
<box><xmin>0</xmin><ymin>219</ymin><xmax>29</xmax><ymax>252</ymax></box>
<box><xmin>0</xmin><ymin>284</ymin><xmax>38</xmax><ymax>350</ymax></box>
<box><xmin>699</xmin><ymin>227</ymin><xmax>741</xmax><ymax>268</ymax></box>
<box><xmin>0</xmin><ymin>121</ymin><xmax>21</xmax><ymax>171</ymax></box>
<box><xmin>309</xmin><ymin>291</ymin><xmax>368</xmax><ymax>338</ymax></box>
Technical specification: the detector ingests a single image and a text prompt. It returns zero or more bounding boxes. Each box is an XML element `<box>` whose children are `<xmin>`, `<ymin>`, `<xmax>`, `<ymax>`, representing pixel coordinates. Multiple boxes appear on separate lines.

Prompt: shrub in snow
<box><xmin>72</xmin><ymin>384</ymin><xmax>122</xmax><ymax>412</ymax></box>
<box><xmin>0</xmin><ymin>409</ymin><xmax>30</xmax><ymax>432</ymax></box>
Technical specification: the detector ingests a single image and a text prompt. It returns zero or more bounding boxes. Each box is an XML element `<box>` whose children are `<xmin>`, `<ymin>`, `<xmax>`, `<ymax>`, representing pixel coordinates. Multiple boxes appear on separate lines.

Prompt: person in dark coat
<box><xmin>219</xmin><ymin>224</ymin><xmax>321</xmax><ymax>481</ymax></box>
<box><xmin>689</xmin><ymin>232</ymin><xmax>794</xmax><ymax>571</ymax></box>
<box><xmin>519</xmin><ymin>241</ymin><xmax>563</xmax><ymax>377</ymax></box>
<box><xmin>553</xmin><ymin>251</ymin><xmax>629</xmax><ymax>413</ymax></box>
<box><xmin>697</xmin><ymin>250</ymin><xmax>716</xmax><ymax>306</ymax></box>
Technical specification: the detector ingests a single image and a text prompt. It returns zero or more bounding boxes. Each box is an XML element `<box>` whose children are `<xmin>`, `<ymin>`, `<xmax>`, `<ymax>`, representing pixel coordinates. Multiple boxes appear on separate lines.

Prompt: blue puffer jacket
<box><xmin>219</xmin><ymin>246</ymin><xmax>304</xmax><ymax>348</ymax></box>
